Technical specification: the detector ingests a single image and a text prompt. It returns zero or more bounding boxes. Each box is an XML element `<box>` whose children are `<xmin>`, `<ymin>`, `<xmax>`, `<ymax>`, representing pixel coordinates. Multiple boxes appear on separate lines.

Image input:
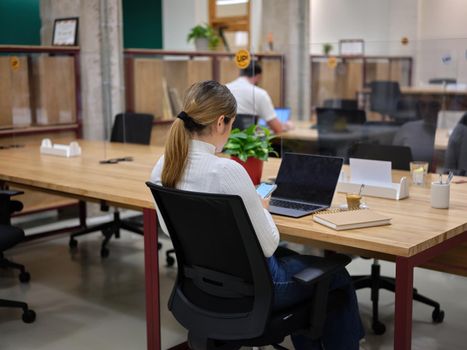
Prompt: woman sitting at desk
<box><xmin>150</xmin><ymin>80</ymin><xmax>364</xmax><ymax>350</ymax></box>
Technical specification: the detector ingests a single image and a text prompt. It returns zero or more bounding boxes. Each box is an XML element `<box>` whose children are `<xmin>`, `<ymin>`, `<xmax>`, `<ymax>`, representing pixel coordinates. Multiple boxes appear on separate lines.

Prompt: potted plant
<box><xmin>187</xmin><ymin>24</ymin><xmax>220</xmax><ymax>51</ymax></box>
<box><xmin>323</xmin><ymin>43</ymin><xmax>333</xmax><ymax>56</ymax></box>
<box><xmin>224</xmin><ymin>125</ymin><xmax>277</xmax><ymax>185</ymax></box>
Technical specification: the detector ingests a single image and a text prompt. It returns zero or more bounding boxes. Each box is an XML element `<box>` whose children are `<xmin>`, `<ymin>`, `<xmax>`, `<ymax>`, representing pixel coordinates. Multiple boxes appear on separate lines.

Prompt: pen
<box><xmin>439</xmin><ymin>173</ymin><xmax>443</xmax><ymax>184</ymax></box>
<box><xmin>447</xmin><ymin>171</ymin><xmax>454</xmax><ymax>184</ymax></box>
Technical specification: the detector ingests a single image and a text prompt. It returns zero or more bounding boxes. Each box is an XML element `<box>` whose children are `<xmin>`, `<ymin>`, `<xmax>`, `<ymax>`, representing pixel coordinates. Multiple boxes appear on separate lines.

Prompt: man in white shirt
<box><xmin>226</xmin><ymin>62</ymin><xmax>291</xmax><ymax>134</ymax></box>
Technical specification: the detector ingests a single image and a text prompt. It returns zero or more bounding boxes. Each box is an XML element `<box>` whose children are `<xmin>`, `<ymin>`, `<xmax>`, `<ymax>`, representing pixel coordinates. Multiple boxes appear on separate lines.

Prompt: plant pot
<box><xmin>231</xmin><ymin>156</ymin><xmax>264</xmax><ymax>185</ymax></box>
<box><xmin>194</xmin><ymin>38</ymin><xmax>209</xmax><ymax>51</ymax></box>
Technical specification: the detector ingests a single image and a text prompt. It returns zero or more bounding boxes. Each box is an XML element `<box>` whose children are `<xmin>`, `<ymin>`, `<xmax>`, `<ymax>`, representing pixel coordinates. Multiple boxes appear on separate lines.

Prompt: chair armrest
<box><xmin>293</xmin><ymin>254</ymin><xmax>351</xmax><ymax>285</ymax></box>
<box><xmin>0</xmin><ymin>190</ymin><xmax>24</xmax><ymax>197</ymax></box>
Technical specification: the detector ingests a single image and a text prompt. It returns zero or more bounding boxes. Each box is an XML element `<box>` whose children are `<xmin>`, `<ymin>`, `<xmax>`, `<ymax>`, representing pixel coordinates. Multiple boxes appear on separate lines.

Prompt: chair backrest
<box><xmin>316</xmin><ymin>107</ymin><xmax>366</xmax><ymax>132</ymax></box>
<box><xmin>323</xmin><ymin>99</ymin><xmax>358</xmax><ymax>110</ymax></box>
<box><xmin>232</xmin><ymin>114</ymin><xmax>258</xmax><ymax>130</ymax></box>
<box><xmin>429</xmin><ymin>78</ymin><xmax>457</xmax><ymax>85</ymax></box>
<box><xmin>369</xmin><ymin>81</ymin><xmax>401</xmax><ymax>114</ymax></box>
<box><xmin>349</xmin><ymin>143</ymin><xmax>413</xmax><ymax>170</ymax></box>
<box><xmin>146</xmin><ymin>182</ymin><xmax>273</xmax><ymax>340</ymax></box>
<box><xmin>110</xmin><ymin>113</ymin><xmax>154</xmax><ymax>145</ymax></box>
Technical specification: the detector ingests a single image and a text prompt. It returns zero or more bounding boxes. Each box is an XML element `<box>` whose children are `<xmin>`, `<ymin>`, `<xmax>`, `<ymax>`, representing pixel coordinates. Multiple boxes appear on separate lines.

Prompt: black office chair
<box><xmin>347</xmin><ymin>143</ymin><xmax>444</xmax><ymax>334</ymax></box>
<box><xmin>0</xmin><ymin>190</ymin><xmax>36</xmax><ymax>323</ymax></box>
<box><xmin>444</xmin><ymin>113</ymin><xmax>467</xmax><ymax>176</ymax></box>
<box><xmin>348</xmin><ymin>143</ymin><xmax>413</xmax><ymax>170</ymax></box>
<box><xmin>369</xmin><ymin>81</ymin><xmax>417</xmax><ymax>124</ymax></box>
<box><xmin>69</xmin><ymin>113</ymin><xmax>156</xmax><ymax>258</ymax></box>
<box><xmin>146</xmin><ymin>182</ymin><xmax>352</xmax><ymax>350</ymax></box>
<box><xmin>232</xmin><ymin>114</ymin><xmax>258</xmax><ymax>130</ymax></box>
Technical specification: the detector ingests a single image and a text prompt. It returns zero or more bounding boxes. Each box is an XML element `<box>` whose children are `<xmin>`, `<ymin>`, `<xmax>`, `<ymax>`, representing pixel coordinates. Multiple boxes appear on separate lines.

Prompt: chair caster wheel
<box><xmin>69</xmin><ymin>238</ymin><xmax>78</xmax><ymax>249</ymax></box>
<box><xmin>372</xmin><ymin>321</ymin><xmax>386</xmax><ymax>335</ymax></box>
<box><xmin>22</xmin><ymin>309</ymin><xmax>36</xmax><ymax>323</ymax></box>
<box><xmin>19</xmin><ymin>271</ymin><xmax>30</xmax><ymax>283</ymax></box>
<box><xmin>101</xmin><ymin>248</ymin><xmax>110</xmax><ymax>258</ymax></box>
<box><xmin>166</xmin><ymin>256</ymin><xmax>175</xmax><ymax>267</ymax></box>
<box><xmin>432</xmin><ymin>309</ymin><xmax>445</xmax><ymax>323</ymax></box>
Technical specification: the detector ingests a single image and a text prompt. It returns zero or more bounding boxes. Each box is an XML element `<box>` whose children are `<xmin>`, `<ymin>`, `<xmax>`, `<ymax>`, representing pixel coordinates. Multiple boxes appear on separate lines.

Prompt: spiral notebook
<box><xmin>313</xmin><ymin>208</ymin><xmax>391</xmax><ymax>231</ymax></box>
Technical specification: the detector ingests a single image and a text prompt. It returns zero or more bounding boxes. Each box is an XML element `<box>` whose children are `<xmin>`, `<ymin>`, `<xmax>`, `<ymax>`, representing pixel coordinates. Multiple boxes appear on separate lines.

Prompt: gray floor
<box><xmin>2</xmin><ymin>213</ymin><xmax>467</xmax><ymax>350</ymax></box>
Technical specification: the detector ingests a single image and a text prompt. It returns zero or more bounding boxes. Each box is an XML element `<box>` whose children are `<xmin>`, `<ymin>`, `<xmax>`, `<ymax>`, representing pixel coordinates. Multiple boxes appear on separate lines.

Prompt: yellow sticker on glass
<box><xmin>10</xmin><ymin>56</ymin><xmax>20</xmax><ymax>71</ymax></box>
<box><xmin>235</xmin><ymin>49</ymin><xmax>251</xmax><ymax>69</ymax></box>
<box><xmin>327</xmin><ymin>56</ymin><xmax>337</xmax><ymax>69</ymax></box>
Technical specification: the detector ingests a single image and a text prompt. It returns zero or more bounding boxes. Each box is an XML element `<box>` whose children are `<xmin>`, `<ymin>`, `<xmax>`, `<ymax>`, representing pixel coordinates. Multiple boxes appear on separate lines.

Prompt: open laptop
<box><xmin>258</xmin><ymin>108</ymin><xmax>291</xmax><ymax>127</ymax></box>
<box><xmin>269</xmin><ymin>153</ymin><xmax>344</xmax><ymax>218</ymax></box>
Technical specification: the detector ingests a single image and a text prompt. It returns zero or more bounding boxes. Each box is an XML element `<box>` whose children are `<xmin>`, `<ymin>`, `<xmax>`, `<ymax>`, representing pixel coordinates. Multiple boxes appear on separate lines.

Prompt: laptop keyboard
<box><xmin>270</xmin><ymin>199</ymin><xmax>321</xmax><ymax>212</ymax></box>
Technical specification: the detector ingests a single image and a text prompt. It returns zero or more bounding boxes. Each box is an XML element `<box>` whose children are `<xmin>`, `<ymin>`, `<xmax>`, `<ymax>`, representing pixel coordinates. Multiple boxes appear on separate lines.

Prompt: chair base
<box><xmin>353</xmin><ymin>261</ymin><xmax>444</xmax><ymax>335</ymax></box>
<box><xmin>0</xmin><ymin>298</ymin><xmax>36</xmax><ymax>323</ymax></box>
<box><xmin>0</xmin><ymin>254</ymin><xmax>31</xmax><ymax>283</ymax></box>
<box><xmin>69</xmin><ymin>211</ymin><xmax>146</xmax><ymax>258</ymax></box>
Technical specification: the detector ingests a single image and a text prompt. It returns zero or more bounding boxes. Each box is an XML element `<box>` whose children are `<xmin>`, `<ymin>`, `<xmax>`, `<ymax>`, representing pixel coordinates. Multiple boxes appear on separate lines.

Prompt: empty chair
<box><xmin>146</xmin><ymin>182</ymin><xmax>353</xmax><ymax>349</ymax></box>
<box><xmin>369</xmin><ymin>81</ymin><xmax>417</xmax><ymax>124</ymax></box>
<box><xmin>348</xmin><ymin>143</ymin><xmax>413</xmax><ymax>170</ymax></box>
<box><xmin>0</xmin><ymin>190</ymin><xmax>36</xmax><ymax>323</ymax></box>
<box><xmin>69</xmin><ymin>113</ymin><xmax>154</xmax><ymax>257</ymax></box>
<box><xmin>232</xmin><ymin>113</ymin><xmax>258</xmax><ymax>130</ymax></box>
<box><xmin>444</xmin><ymin>113</ymin><xmax>467</xmax><ymax>176</ymax></box>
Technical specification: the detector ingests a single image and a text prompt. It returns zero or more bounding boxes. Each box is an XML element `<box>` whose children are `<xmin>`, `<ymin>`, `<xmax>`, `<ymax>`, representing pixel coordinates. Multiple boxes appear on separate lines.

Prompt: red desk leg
<box><xmin>394</xmin><ymin>256</ymin><xmax>414</xmax><ymax>350</ymax></box>
<box><xmin>143</xmin><ymin>208</ymin><xmax>160</xmax><ymax>350</ymax></box>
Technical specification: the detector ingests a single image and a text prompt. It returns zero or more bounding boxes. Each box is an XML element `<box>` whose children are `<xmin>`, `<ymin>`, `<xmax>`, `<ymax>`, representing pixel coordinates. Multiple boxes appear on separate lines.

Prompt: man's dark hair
<box><xmin>240</xmin><ymin>61</ymin><xmax>262</xmax><ymax>77</ymax></box>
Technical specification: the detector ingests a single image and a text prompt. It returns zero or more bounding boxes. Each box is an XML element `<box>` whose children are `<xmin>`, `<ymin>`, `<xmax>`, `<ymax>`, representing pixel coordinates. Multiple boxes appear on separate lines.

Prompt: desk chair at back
<box><xmin>0</xmin><ymin>191</ymin><xmax>36</xmax><ymax>323</ymax></box>
<box><xmin>323</xmin><ymin>99</ymin><xmax>358</xmax><ymax>110</ymax></box>
<box><xmin>348</xmin><ymin>143</ymin><xmax>413</xmax><ymax>170</ymax></box>
<box><xmin>146</xmin><ymin>182</ymin><xmax>351</xmax><ymax>350</ymax></box>
<box><xmin>69</xmin><ymin>113</ymin><xmax>155</xmax><ymax>258</ymax></box>
<box><xmin>316</xmin><ymin>108</ymin><xmax>366</xmax><ymax>158</ymax></box>
<box><xmin>232</xmin><ymin>114</ymin><xmax>258</xmax><ymax>130</ymax></box>
<box><xmin>346</xmin><ymin>142</ymin><xmax>445</xmax><ymax>334</ymax></box>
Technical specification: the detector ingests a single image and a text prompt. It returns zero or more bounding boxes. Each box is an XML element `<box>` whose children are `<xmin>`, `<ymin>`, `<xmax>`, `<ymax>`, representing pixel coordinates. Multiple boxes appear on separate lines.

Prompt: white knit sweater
<box><xmin>150</xmin><ymin>139</ymin><xmax>280</xmax><ymax>257</ymax></box>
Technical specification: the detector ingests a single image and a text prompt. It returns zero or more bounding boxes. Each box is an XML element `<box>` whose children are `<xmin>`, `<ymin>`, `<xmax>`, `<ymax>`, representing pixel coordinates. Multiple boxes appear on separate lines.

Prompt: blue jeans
<box><xmin>268</xmin><ymin>248</ymin><xmax>364</xmax><ymax>350</ymax></box>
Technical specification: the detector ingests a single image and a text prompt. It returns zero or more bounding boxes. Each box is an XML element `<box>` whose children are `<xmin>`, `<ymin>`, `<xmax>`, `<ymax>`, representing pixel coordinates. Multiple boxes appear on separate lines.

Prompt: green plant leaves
<box><xmin>187</xmin><ymin>24</ymin><xmax>220</xmax><ymax>49</ymax></box>
<box><xmin>224</xmin><ymin>125</ymin><xmax>278</xmax><ymax>161</ymax></box>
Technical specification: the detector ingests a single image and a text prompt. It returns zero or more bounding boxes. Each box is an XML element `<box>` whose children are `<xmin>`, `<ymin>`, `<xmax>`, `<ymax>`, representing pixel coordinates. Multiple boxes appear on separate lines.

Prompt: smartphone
<box><xmin>256</xmin><ymin>182</ymin><xmax>277</xmax><ymax>199</ymax></box>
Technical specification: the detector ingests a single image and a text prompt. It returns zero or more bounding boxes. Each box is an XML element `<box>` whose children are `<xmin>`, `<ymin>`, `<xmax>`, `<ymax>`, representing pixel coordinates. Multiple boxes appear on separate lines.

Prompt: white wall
<box><xmin>416</xmin><ymin>0</ymin><xmax>467</xmax><ymax>84</ymax></box>
<box><xmin>310</xmin><ymin>0</ymin><xmax>467</xmax><ymax>84</ymax></box>
<box><xmin>163</xmin><ymin>0</ymin><xmax>208</xmax><ymax>50</ymax></box>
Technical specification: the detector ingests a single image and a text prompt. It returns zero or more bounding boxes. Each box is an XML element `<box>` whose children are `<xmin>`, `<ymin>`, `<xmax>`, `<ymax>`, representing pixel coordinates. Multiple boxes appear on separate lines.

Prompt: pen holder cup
<box><xmin>431</xmin><ymin>182</ymin><xmax>450</xmax><ymax>209</ymax></box>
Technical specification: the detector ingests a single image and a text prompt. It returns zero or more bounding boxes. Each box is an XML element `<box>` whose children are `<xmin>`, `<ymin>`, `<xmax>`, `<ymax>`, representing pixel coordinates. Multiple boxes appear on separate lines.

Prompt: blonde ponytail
<box><xmin>161</xmin><ymin>119</ymin><xmax>190</xmax><ymax>188</ymax></box>
<box><xmin>161</xmin><ymin>80</ymin><xmax>237</xmax><ymax>188</ymax></box>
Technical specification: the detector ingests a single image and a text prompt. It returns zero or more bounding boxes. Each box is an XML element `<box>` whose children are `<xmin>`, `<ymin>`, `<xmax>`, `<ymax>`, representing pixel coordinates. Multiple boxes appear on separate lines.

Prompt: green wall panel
<box><xmin>0</xmin><ymin>0</ymin><xmax>40</xmax><ymax>45</ymax></box>
<box><xmin>123</xmin><ymin>0</ymin><xmax>163</xmax><ymax>49</ymax></box>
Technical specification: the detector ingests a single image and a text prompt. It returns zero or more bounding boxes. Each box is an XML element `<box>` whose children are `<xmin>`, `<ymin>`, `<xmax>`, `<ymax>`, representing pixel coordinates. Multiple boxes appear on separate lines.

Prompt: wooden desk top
<box><xmin>1</xmin><ymin>139</ymin><xmax>466</xmax><ymax>259</ymax></box>
<box><xmin>280</xmin><ymin>122</ymin><xmax>449</xmax><ymax>151</ymax></box>
<box><xmin>0</xmin><ymin>140</ymin><xmax>161</xmax><ymax>210</ymax></box>
<box><xmin>360</xmin><ymin>86</ymin><xmax>467</xmax><ymax>96</ymax></box>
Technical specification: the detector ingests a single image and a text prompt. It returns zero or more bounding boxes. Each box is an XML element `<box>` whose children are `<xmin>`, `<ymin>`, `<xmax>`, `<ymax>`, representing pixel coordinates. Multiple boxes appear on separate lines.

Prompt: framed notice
<box><xmin>339</xmin><ymin>39</ymin><xmax>364</xmax><ymax>56</ymax></box>
<box><xmin>52</xmin><ymin>17</ymin><xmax>79</xmax><ymax>46</ymax></box>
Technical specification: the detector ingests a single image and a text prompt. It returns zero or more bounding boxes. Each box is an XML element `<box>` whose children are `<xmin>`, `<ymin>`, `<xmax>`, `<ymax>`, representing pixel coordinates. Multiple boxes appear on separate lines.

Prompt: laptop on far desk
<box><xmin>269</xmin><ymin>153</ymin><xmax>344</xmax><ymax>218</ymax></box>
<box><xmin>258</xmin><ymin>108</ymin><xmax>291</xmax><ymax>127</ymax></box>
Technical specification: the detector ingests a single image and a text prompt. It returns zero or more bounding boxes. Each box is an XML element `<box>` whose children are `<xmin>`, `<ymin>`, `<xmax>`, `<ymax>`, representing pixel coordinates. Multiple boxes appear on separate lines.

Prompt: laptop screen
<box><xmin>273</xmin><ymin>153</ymin><xmax>343</xmax><ymax>206</ymax></box>
<box><xmin>258</xmin><ymin>108</ymin><xmax>291</xmax><ymax>126</ymax></box>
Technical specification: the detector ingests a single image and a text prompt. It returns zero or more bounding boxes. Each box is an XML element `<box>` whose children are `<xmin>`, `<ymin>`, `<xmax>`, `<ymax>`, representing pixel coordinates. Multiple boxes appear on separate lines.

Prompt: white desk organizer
<box><xmin>337</xmin><ymin>177</ymin><xmax>409</xmax><ymax>200</ymax></box>
<box><xmin>337</xmin><ymin>158</ymin><xmax>410</xmax><ymax>200</ymax></box>
<box><xmin>40</xmin><ymin>139</ymin><xmax>81</xmax><ymax>158</ymax></box>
